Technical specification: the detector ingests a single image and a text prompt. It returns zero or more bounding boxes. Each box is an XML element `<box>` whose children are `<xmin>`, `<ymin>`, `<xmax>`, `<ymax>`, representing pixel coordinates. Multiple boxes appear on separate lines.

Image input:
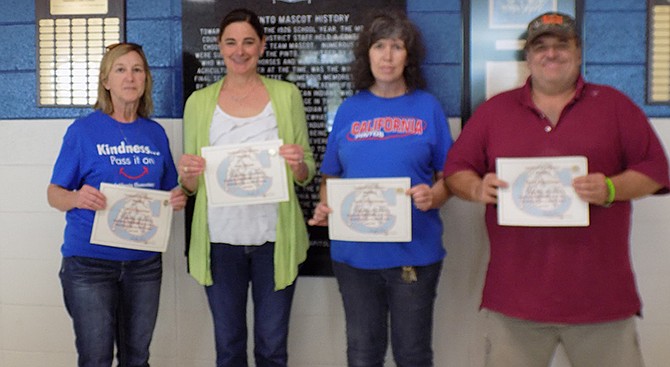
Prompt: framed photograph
<box><xmin>496</xmin><ymin>156</ymin><xmax>589</xmax><ymax>227</ymax></box>
<box><xmin>201</xmin><ymin>139</ymin><xmax>289</xmax><ymax>207</ymax></box>
<box><xmin>91</xmin><ymin>183</ymin><xmax>173</xmax><ymax>252</ymax></box>
<box><xmin>463</xmin><ymin>0</ymin><xmax>583</xmax><ymax>122</ymax></box>
<box><xmin>327</xmin><ymin>177</ymin><xmax>412</xmax><ymax>242</ymax></box>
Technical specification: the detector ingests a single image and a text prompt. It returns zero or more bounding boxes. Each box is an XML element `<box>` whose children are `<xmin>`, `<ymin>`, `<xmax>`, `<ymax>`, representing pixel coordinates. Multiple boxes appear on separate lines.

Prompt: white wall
<box><xmin>1</xmin><ymin>118</ymin><xmax>669</xmax><ymax>367</ymax></box>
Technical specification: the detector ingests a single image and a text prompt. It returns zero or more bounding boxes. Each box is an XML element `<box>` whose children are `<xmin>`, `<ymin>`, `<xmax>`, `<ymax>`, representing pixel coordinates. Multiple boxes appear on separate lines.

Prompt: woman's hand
<box><xmin>75</xmin><ymin>184</ymin><xmax>107</xmax><ymax>211</ymax></box>
<box><xmin>169</xmin><ymin>187</ymin><xmax>187</xmax><ymax>211</ymax></box>
<box><xmin>178</xmin><ymin>154</ymin><xmax>205</xmax><ymax>194</ymax></box>
<box><xmin>178</xmin><ymin>154</ymin><xmax>206</xmax><ymax>178</ymax></box>
<box><xmin>407</xmin><ymin>183</ymin><xmax>433</xmax><ymax>211</ymax></box>
<box><xmin>279</xmin><ymin>144</ymin><xmax>308</xmax><ymax>181</ymax></box>
<box><xmin>308</xmin><ymin>202</ymin><xmax>332</xmax><ymax>226</ymax></box>
<box><xmin>406</xmin><ymin>175</ymin><xmax>450</xmax><ymax>211</ymax></box>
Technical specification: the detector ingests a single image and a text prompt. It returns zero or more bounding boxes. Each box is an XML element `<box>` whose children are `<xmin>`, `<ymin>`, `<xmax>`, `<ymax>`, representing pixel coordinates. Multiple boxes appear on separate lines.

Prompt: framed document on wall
<box><xmin>648</xmin><ymin>0</ymin><xmax>670</xmax><ymax>104</ymax></box>
<box><xmin>462</xmin><ymin>0</ymin><xmax>583</xmax><ymax>122</ymax></box>
<box><xmin>35</xmin><ymin>0</ymin><xmax>125</xmax><ymax>107</ymax></box>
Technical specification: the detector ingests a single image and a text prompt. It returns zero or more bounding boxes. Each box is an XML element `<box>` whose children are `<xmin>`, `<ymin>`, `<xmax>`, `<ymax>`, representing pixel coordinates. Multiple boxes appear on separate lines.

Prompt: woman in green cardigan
<box><xmin>178</xmin><ymin>8</ymin><xmax>315</xmax><ymax>367</ymax></box>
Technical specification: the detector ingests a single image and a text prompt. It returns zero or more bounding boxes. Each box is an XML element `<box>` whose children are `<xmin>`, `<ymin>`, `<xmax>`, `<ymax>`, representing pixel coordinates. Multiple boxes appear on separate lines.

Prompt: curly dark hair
<box><xmin>350</xmin><ymin>9</ymin><xmax>426</xmax><ymax>91</ymax></box>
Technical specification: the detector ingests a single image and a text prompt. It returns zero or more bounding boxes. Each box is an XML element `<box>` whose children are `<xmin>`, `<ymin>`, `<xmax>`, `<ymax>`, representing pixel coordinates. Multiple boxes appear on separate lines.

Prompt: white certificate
<box><xmin>327</xmin><ymin>177</ymin><xmax>412</xmax><ymax>242</ymax></box>
<box><xmin>90</xmin><ymin>183</ymin><xmax>173</xmax><ymax>252</ymax></box>
<box><xmin>496</xmin><ymin>156</ymin><xmax>589</xmax><ymax>227</ymax></box>
<box><xmin>202</xmin><ymin>140</ymin><xmax>289</xmax><ymax>207</ymax></box>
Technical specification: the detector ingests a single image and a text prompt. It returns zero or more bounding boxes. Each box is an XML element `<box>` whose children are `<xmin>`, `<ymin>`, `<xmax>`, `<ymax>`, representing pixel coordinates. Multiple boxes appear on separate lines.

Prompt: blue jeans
<box><xmin>205</xmin><ymin>242</ymin><xmax>296</xmax><ymax>367</ymax></box>
<box><xmin>59</xmin><ymin>255</ymin><xmax>162</xmax><ymax>367</ymax></box>
<box><xmin>332</xmin><ymin>260</ymin><xmax>442</xmax><ymax>367</ymax></box>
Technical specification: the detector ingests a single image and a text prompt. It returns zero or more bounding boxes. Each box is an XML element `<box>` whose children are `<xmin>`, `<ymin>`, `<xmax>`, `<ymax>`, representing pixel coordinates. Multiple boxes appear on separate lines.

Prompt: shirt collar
<box><xmin>520</xmin><ymin>74</ymin><xmax>586</xmax><ymax>109</ymax></box>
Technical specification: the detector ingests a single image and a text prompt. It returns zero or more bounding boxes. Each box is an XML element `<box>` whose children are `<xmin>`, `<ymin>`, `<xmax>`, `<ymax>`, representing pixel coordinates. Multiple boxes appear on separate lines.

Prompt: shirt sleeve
<box><xmin>159</xmin><ymin>132</ymin><xmax>179</xmax><ymax>190</ymax></box>
<box><xmin>443</xmin><ymin>104</ymin><xmax>491</xmax><ymax>178</ymax></box>
<box><xmin>50</xmin><ymin>123</ymin><xmax>83</xmax><ymax>190</ymax></box>
<box><xmin>615</xmin><ymin>93</ymin><xmax>670</xmax><ymax>192</ymax></box>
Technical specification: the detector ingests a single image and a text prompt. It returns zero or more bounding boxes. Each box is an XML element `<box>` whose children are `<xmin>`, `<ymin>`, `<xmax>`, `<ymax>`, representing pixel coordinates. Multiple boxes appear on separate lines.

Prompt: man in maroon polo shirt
<box><xmin>444</xmin><ymin>12</ymin><xmax>670</xmax><ymax>367</ymax></box>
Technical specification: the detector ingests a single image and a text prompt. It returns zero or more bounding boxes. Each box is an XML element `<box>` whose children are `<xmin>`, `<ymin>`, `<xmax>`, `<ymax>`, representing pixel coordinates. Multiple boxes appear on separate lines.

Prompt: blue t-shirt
<box><xmin>321</xmin><ymin>89</ymin><xmax>453</xmax><ymax>269</ymax></box>
<box><xmin>50</xmin><ymin>110</ymin><xmax>178</xmax><ymax>261</ymax></box>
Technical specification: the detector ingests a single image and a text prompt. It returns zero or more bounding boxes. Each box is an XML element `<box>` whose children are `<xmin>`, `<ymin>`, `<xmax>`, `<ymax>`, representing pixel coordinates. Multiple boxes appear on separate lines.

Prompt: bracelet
<box><xmin>178</xmin><ymin>178</ymin><xmax>196</xmax><ymax>197</ymax></box>
<box><xmin>604</xmin><ymin>177</ymin><xmax>615</xmax><ymax>207</ymax></box>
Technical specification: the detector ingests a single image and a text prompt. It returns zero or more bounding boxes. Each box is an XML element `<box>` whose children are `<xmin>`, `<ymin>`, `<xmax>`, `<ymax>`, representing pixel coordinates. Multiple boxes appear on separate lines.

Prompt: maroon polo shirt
<box><xmin>444</xmin><ymin>76</ymin><xmax>670</xmax><ymax>323</ymax></box>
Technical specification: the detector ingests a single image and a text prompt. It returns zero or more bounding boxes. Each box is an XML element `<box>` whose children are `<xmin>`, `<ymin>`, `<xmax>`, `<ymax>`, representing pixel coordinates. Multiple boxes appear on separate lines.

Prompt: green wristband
<box><xmin>604</xmin><ymin>177</ymin><xmax>615</xmax><ymax>206</ymax></box>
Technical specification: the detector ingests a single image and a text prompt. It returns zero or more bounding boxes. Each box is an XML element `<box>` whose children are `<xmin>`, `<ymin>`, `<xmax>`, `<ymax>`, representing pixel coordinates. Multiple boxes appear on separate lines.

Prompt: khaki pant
<box><xmin>483</xmin><ymin>310</ymin><xmax>645</xmax><ymax>367</ymax></box>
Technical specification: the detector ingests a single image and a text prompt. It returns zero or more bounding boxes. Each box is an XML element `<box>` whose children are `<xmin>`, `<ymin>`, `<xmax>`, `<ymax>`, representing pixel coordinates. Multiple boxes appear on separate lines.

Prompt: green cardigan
<box><xmin>182</xmin><ymin>76</ymin><xmax>315</xmax><ymax>289</ymax></box>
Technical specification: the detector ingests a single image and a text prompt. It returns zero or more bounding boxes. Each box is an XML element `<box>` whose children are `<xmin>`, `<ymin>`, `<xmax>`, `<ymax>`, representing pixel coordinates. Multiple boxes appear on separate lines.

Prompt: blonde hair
<box><xmin>94</xmin><ymin>43</ymin><xmax>154</xmax><ymax>118</ymax></box>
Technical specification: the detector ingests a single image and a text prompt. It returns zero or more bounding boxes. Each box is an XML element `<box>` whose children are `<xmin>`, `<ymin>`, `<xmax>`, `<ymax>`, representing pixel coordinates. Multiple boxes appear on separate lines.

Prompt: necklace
<box><xmin>117</xmin><ymin>122</ymin><xmax>132</xmax><ymax>144</ymax></box>
<box><xmin>223</xmin><ymin>77</ymin><xmax>261</xmax><ymax>102</ymax></box>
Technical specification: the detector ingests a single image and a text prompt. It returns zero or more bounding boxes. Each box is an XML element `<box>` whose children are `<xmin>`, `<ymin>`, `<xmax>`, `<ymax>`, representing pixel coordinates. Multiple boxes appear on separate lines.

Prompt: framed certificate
<box><xmin>91</xmin><ymin>183</ymin><xmax>173</xmax><ymax>252</ymax></box>
<box><xmin>201</xmin><ymin>139</ymin><xmax>289</xmax><ymax>207</ymax></box>
<box><xmin>327</xmin><ymin>177</ymin><xmax>412</xmax><ymax>242</ymax></box>
<box><xmin>496</xmin><ymin>156</ymin><xmax>589</xmax><ymax>227</ymax></box>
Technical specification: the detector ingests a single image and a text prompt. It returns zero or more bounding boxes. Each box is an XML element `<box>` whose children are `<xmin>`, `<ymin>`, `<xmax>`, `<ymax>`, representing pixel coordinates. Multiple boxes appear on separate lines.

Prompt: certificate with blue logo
<box><xmin>496</xmin><ymin>156</ymin><xmax>589</xmax><ymax>227</ymax></box>
<box><xmin>91</xmin><ymin>183</ymin><xmax>173</xmax><ymax>252</ymax></box>
<box><xmin>201</xmin><ymin>139</ymin><xmax>289</xmax><ymax>207</ymax></box>
<box><xmin>327</xmin><ymin>177</ymin><xmax>412</xmax><ymax>242</ymax></box>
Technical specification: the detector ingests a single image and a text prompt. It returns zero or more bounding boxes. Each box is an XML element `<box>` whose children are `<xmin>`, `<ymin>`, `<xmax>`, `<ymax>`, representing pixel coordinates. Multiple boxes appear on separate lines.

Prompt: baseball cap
<box><xmin>525</xmin><ymin>12</ymin><xmax>578</xmax><ymax>46</ymax></box>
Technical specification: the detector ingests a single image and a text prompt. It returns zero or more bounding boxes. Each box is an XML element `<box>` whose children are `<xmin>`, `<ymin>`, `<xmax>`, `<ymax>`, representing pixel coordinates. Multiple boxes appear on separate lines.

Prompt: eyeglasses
<box><xmin>105</xmin><ymin>42</ymin><xmax>143</xmax><ymax>52</ymax></box>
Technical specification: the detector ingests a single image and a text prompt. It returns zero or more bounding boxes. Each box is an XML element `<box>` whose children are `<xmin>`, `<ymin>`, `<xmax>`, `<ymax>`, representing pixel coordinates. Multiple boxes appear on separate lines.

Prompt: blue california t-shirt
<box><xmin>50</xmin><ymin>110</ymin><xmax>178</xmax><ymax>261</ymax></box>
<box><xmin>321</xmin><ymin>89</ymin><xmax>453</xmax><ymax>269</ymax></box>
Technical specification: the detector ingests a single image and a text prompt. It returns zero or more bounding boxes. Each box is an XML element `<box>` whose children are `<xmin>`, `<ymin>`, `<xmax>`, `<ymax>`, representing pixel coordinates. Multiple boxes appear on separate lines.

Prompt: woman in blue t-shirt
<box><xmin>47</xmin><ymin>43</ymin><xmax>186</xmax><ymax>366</ymax></box>
<box><xmin>309</xmin><ymin>9</ymin><xmax>453</xmax><ymax>367</ymax></box>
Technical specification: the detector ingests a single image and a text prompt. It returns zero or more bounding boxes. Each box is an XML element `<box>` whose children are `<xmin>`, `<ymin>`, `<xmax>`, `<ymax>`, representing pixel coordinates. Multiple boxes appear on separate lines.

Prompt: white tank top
<box><xmin>207</xmin><ymin>102</ymin><xmax>279</xmax><ymax>245</ymax></box>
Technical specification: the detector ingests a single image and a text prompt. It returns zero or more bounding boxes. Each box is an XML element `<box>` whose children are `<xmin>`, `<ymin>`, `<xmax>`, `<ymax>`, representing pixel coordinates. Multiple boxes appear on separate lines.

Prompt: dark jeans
<box><xmin>205</xmin><ymin>242</ymin><xmax>296</xmax><ymax>367</ymax></box>
<box><xmin>332</xmin><ymin>260</ymin><xmax>442</xmax><ymax>367</ymax></box>
<box><xmin>59</xmin><ymin>255</ymin><xmax>162</xmax><ymax>367</ymax></box>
